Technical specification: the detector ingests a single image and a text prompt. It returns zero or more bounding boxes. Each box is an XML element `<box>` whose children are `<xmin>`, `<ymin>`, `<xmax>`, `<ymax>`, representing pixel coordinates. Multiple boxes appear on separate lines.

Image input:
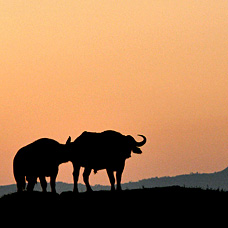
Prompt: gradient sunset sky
<box><xmin>1</xmin><ymin>1</ymin><xmax>228</xmax><ymax>186</ymax></box>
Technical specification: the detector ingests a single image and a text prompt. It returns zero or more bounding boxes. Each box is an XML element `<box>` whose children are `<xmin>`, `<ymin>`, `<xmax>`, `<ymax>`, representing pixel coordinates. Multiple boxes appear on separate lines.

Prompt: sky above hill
<box><xmin>1</xmin><ymin>0</ymin><xmax>228</xmax><ymax>185</ymax></box>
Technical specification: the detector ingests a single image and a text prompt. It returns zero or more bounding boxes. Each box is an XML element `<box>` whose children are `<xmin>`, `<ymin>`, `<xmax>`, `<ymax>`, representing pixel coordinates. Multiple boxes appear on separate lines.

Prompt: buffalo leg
<box><xmin>50</xmin><ymin>172</ymin><xmax>58</xmax><ymax>193</ymax></box>
<box><xmin>106</xmin><ymin>169</ymin><xmax>115</xmax><ymax>191</ymax></box>
<box><xmin>83</xmin><ymin>167</ymin><xmax>92</xmax><ymax>192</ymax></box>
<box><xmin>116</xmin><ymin>171</ymin><xmax>123</xmax><ymax>191</ymax></box>
<box><xmin>27</xmin><ymin>176</ymin><xmax>36</xmax><ymax>192</ymax></box>
<box><xmin>73</xmin><ymin>164</ymin><xmax>80</xmax><ymax>193</ymax></box>
<box><xmin>39</xmin><ymin>176</ymin><xmax>47</xmax><ymax>192</ymax></box>
<box><xmin>16</xmin><ymin>175</ymin><xmax>25</xmax><ymax>192</ymax></box>
<box><xmin>116</xmin><ymin>161</ymin><xmax>125</xmax><ymax>191</ymax></box>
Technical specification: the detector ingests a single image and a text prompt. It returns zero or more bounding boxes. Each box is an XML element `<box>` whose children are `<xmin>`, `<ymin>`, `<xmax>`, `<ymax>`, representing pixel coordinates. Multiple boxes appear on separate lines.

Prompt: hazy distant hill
<box><xmin>122</xmin><ymin>167</ymin><xmax>228</xmax><ymax>191</ymax></box>
<box><xmin>1</xmin><ymin>167</ymin><xmax>228</xmax><ymax>197</ymax></box>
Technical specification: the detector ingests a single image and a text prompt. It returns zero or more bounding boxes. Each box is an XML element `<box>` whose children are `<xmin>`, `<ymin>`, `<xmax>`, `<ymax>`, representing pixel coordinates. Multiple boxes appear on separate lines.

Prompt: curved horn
<box><xmin>136</xmin><ymin>135</ymin><xmax>147</xmax><ymax>147</ymax></box>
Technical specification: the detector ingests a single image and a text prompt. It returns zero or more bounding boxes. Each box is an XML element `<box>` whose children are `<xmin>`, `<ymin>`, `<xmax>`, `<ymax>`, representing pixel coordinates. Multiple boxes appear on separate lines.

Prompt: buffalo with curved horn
<box><xmin>13</xmin><ymin>137</ymin><xmax>71</xmax><ymax>193</ymax></box>
<box><xmin>68</xmin><ymin>130</ymin><xmax>147</xmax><ymax>192</ymax></box>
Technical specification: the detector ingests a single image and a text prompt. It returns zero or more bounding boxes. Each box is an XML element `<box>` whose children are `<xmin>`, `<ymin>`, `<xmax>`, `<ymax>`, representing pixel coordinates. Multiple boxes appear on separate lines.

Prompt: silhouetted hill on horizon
<box><xmin>1</xmin><ymin>167</ymin><xmax>228</xmax><ymax>197</ymax></box>
<box><xmin>126</xmin><ymin>166</ymin><xmax>228</xmax><ymax>190</ymax></box>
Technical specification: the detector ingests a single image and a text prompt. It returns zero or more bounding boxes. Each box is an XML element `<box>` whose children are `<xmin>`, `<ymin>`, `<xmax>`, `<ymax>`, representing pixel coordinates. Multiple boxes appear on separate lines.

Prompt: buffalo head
<box><xmin>125</xmin><ymin>134</ymin><xmax>146</xmax><ymax>155</ymax></box>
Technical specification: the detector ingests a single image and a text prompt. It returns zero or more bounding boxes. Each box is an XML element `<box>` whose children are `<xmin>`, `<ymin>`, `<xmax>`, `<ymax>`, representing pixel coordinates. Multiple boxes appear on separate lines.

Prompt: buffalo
<box><xmin>13</xmin><ymin>137</ymin><xmax>71</xmax><ymax>193</ymax></box>
<box><xmin>68</xmin><ymin>130</ymin><xmax>146</xmax><ymax>192</ymax></box>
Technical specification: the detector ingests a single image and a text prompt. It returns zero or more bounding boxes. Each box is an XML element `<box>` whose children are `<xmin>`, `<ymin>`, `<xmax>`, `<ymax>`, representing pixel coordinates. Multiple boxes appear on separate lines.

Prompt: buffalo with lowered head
<box><xmin>68</xmin><ymin>130</ymin><xmax>146</xmax><ymax>192</ymax></box>
<box><xmin>13</xmin><ymin>137</ymin><xmax>71</xmax><ymax>193</ymax></box>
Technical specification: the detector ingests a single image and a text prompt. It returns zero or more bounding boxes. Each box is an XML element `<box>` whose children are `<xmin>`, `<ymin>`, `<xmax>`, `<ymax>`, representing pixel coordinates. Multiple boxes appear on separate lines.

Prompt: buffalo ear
<box><xmin>66</xmin><ymin>136</ymin><xmax>71</xmax><ymax>145</ymax></box>
<box><xmin>132</xmin><ymin>147</ymin><xmax>142</xmax><ymax>154</ymax></box>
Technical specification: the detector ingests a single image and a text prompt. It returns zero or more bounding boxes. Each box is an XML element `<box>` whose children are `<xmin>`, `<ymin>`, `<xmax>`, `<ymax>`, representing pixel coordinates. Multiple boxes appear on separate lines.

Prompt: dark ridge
<box><xmin>1</xmin><ymin>186</ymin><xmax>227</xmax><ymax>205</ymax></box>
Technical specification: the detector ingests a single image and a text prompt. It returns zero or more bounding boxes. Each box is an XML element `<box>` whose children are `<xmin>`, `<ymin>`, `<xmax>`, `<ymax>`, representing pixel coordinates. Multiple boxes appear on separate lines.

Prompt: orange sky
<box><xmin>1</xmin><ymin>1</ymin><xmax>228</xmax><ymax>186</ymax></box>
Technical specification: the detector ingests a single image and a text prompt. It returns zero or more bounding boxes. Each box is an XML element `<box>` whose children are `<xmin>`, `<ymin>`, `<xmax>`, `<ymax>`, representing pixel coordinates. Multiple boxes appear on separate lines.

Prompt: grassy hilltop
<box><xmin>1</xmin><ymin>186</ymin><xmax>227</xmax><ymax>206</ymax></box>
<box><xmin>1</xmin><ymin>186</ymin><xmax>227</xmax><ymax>222</ymax></box>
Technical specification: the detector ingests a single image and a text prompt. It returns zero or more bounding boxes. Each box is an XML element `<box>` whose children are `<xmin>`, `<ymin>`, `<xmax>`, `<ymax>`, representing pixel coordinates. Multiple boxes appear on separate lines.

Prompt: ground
<box><xmin>1</xmin><ymin>186</ymin><xmax>227</xmax><ymax>207</ymax></box>
<box><xmin>1</xmin><ymin>187</ymin><xmax>227</xmax><ymax>225</ymax></box>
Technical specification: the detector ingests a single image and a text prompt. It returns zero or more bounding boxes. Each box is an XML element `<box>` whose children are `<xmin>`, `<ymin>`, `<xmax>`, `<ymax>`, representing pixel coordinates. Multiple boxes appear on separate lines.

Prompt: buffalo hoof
<box><xmin>86</xmin><ymin>188</ymin><xmax>93</xmax><ymax>193</ymax></box>
<box><xmin>116</xmin><ymin>187</ymin><xmax>122</xmax><ymax>192</ymax></box>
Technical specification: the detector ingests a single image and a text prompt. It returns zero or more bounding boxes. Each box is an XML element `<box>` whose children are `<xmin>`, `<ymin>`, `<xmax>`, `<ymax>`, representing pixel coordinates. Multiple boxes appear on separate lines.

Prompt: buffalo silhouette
<box><xmin>13</xmin><ymin>137</ymin><xmax>71</xmax><ymax>192</ymax></box>
<box><xmin>68</xmin><ymin>130</ymin><xmax>146</xmax><ymax>192</ymax></box>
